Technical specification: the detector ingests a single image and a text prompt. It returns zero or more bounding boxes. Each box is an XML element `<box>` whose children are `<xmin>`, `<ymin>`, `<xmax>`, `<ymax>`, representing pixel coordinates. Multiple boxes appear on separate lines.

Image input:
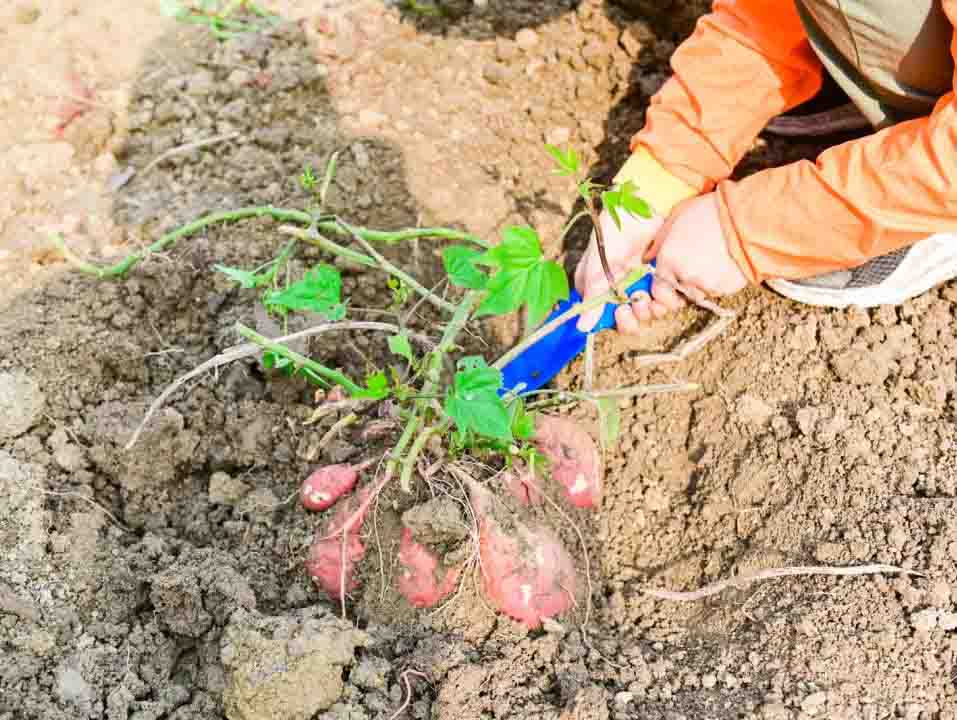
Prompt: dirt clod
<box><xmin>221</xmin><ymin>607</ymin><xmax>368</xmax><ymax>720</ymax></box>
<box><xmin>0</xmin><ymin>372</ymin><xmax>45</xmax><ymax>440</ymax></box>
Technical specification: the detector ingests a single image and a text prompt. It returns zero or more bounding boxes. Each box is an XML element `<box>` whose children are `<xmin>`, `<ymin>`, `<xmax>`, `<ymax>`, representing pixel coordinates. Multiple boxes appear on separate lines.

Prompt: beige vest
<box><xmin>796</xmin><ymin>0</ymin><xmax>954</xmax><ymax>127</ymax></box>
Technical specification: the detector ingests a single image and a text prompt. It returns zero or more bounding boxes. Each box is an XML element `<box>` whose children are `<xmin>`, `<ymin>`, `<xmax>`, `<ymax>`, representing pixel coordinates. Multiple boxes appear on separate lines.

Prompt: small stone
<box><xmin>515</xmin><ymin>28</ymin><xmax>539</xmax><ymax>50</ymax></box>
<box><xmin>0</xmin><ymin>372</ymin><xmax>45</xmax><ymax>440</ymax></box>
<box><xmin>887</xmin><ymin>525</ymin><xmax>908</xmax><ymax>549</ymax></box>
<box><xmin>701</xmin><ymin>673</ymin><xmax>717</xmax><ymax>689</ymax></box>
<box><xmin>801</xmin><ymin>691</ymin><xmax>827</xmax><ymax>711</ymax></box>
<box><xmin>482</xmin><ymin>63</ymin><xmax>509</xmax><ymax>85</ymax></box>
<box><xmin>736</xmin><ymin>394</ymin><xmax>774</xmax><ymax>426</ymax></box>
<box><xmin>614</xmin><ymin>691</ymin><xmax>634</xmax><ymax>705</ymax></box>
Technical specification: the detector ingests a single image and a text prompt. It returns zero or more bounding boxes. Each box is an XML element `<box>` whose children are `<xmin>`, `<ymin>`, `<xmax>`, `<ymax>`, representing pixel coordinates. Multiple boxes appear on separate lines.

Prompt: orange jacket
<box><xmin>620</xmin><ymin>0</ymin><xmax>957</xmax><ymax>284</ymax></box>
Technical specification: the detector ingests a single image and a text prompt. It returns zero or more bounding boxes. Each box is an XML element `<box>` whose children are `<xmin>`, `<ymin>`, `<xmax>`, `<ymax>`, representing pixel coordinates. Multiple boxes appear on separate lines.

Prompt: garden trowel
<box><xmin>499</xmin><ymin>261</ymin><xmax>655</xmax><ymax>396</ymax></box>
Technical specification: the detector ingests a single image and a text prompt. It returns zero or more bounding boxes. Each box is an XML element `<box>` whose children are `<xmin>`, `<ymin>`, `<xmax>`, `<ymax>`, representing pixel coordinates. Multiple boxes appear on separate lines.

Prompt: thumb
<box><xmin>576</xmin><ymin>302</ymin><xmax>603</xmax><ymax>333</ymax></box>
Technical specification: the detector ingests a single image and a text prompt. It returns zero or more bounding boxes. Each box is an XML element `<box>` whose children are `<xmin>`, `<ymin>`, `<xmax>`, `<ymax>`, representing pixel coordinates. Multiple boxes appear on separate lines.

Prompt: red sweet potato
<box><xmin>304</xmin><ymin>487</ymin><xmax>371</xmax><ymax>598</ymax></box>
<box><xmin>533</xmin><ymin>415</ymin><xmax>602</xmax><ymax>508</ymax></box>
<box><xmin>503</xmin><ymin>463</ymin><xmax>542</xmax><ymax>507</ymax></box>
<box><xmin>396</xmin><ymin>528</ymin><xmax>462</xmax><ymax>608</ymax></box>
<box><xmin>469</xmin><ymin>482</ymin><xmax>577</xmax><ymax>628</ymax></box>
<box><xmin>300</xmin><ymin>464</ymin><xmax>359</xmax><ymax>511</ymax></box>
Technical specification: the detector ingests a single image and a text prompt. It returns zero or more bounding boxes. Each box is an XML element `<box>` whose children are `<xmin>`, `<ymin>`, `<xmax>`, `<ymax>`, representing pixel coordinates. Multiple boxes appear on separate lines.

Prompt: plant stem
<box><xmin>386</xmin><ymin>413</ymin><xmax>422</xmax><ymax>479</ymax></box>
<box><xmin>53</xmin><ymin>205</ymin><xmax>488</xmax><ymax>279</ymax></box>
<box><xmin>399</xmin><ymin>420</ymin><xmax>449</xmax><ymax>493</ymax></box>
<box><xmin>234</xmin><ymin>323</ymin><xmax>365</xmax><ymax>395</ymax></box>
<box><xmin>394</xmin><ymin>292</ymin><xmax>479</xmax><ymax>491</ymax></box>
<box><xmin>337</xmin><ymin>220</ymin><xmax>461</xmax><ymax>314</ymax></box>
<box><xmin>524</xmin><ymin>382</ymin><xmax>699</xmax><ymax>411</ymax></box>
<box><xmin>491</xmin><ymin>268</ymin><xmax>647</xmax><ymax>371</ymax></box>
<box><xmin>424</xmin><ymin>292</ymin><xmax>480</xmax><ymax>388</ymax></box>
<box><xmin>588</xmin><ymin>199</ymin><xmax>624</xmax><ymax>302</ymax></box>
<box><xmin>279</xmin><ymin>225</ymin><xmax>457</xmax><ymax>315</ymax></box>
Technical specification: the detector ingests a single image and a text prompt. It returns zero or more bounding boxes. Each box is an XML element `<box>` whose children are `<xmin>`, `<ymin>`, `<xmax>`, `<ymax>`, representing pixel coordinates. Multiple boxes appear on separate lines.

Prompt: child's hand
<box><xmin>574</xmin><ymin>208</ymin><xmax>664</xmax><ymax>332</ymax></box>
<box><xmin>631</xmin><ymin>193</ymin><xmax>747</xmax><ymax>327</ymax></box>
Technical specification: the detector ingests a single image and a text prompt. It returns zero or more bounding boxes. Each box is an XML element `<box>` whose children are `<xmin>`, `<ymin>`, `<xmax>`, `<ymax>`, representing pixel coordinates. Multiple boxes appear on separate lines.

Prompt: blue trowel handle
<box><xmin>587</xmin><ymin>259</ymin><xmax>655</xmax><ymax>333</ymax></box>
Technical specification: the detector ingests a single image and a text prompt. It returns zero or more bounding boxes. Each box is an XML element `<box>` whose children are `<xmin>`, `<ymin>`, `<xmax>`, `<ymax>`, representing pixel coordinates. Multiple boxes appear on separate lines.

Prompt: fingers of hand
<box><xmin>614</xmin><ymin>303</ymin><xmax>641</xmax><ymax>335</ymax></box>
<box><xmin>650</xmin><ymin>275</ymin><xmax>685</xmax><ymax>312</ymax></box>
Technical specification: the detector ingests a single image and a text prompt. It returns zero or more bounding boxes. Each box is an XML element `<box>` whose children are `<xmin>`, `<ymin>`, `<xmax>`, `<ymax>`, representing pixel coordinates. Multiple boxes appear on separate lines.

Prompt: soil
<box><xmin>2</xmin><ymin>1</ymin><xmax>956</xmax><ymax>720</ymax></box>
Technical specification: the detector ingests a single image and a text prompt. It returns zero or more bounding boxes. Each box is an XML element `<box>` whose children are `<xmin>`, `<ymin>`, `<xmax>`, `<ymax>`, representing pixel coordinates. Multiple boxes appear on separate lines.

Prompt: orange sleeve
<box><xmin>719</xmin><ymin>0</ymin><xmax>957</xmax><ymax>283</ymax></box>
<box><xmin>632</xmin><ymin>0</ymin><xmax>824</xmax><ymax>193</ymax></box>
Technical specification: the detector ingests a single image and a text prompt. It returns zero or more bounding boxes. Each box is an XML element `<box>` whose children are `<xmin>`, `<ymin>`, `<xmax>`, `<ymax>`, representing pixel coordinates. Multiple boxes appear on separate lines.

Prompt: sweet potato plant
<box><xmin>57</xmin><ymin>146</ymin><xmax>704</xmax><ymax>629</ymax></box>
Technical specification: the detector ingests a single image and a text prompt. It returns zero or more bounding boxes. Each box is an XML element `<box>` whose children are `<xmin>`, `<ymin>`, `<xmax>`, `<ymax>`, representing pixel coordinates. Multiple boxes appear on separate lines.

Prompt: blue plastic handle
<box><xmin>498</xmin><ymin>261</ymin><xmax>655</xmax><ymax>396</ymax></box>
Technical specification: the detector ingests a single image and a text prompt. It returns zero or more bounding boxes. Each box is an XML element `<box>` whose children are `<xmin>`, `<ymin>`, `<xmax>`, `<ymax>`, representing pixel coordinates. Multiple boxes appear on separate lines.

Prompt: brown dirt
<box><xmin>1</xmin><ymin>2</ymin><xmax>956</xmax><ymax>720</ymax></box>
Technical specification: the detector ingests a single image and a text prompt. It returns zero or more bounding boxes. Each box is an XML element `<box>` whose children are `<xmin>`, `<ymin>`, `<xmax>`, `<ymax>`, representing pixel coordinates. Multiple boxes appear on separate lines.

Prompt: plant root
<box><xmin>632</xmin><ymin>275</ymin><xmax>736</xmax><ymax>370</ymax></box>
<box><xmin>641</xmin><ymin>563</ymin><xmax>924</xmax><ymax>602</ymax></box>
<box><xmin>388</xmin><ymin>670</ymin><xmax>430</xmax><ymax>720</ymax></box>
<box><xmin>318</xmin><ymin>413</ymin><xmax>359</xmax><ymax>450</ymax></box>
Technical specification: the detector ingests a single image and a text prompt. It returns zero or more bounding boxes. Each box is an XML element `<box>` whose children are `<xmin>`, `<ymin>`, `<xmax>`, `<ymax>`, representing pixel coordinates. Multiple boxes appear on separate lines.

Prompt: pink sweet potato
<box><xmin>533</xmin><ymin>415</ymin><xmax>602</xmax><ymax>508</ymax></box>
<box><xmin>304</xmin><ymin>487</ymin><xmax>371</xmax><ymax>598</ymax></box>
<box><xmin>469</xmin><ymin>482</ymin><xmax>577</xmax><ymax>628</ymax></box>
<box><xmin>300</xmin><ymin>464</ymin><xmax>359</xmax><ymax>511</ymax></box>
<box><xmin>396</xmin><ymin>528</ymin><xmax>462</xmax><ymax>608</ymax></box>
<box><xmin>503</xmin><ymin>463</ymin><xmax>542</xmax><ymax>507</ymax></box>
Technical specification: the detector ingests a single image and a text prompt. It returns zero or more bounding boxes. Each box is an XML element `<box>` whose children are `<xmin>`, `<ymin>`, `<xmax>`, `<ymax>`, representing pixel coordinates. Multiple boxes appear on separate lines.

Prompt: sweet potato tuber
<box><xmin>396</xmin><ymin>528</ymin><xmax>462</xmax><ymax>608</ymax></box>
<box><xmin>503</xmin><ymin>463</ymin><xmax>542</xmax><ymax>507</ymax></box>
<box><xmin>300</xmin><ymin>464</ymin><xmax>359</xmax><ymax>511</ymax></box>
<box><xmin>533</xmin><ymin>415</ymin><xmax>602</xmax><ymax>508</ymax></box>
<box><xmin>469</xmin><ymin>482</ymin><xmax>577</xmax><ymax>628</ymax></box>
<box><xmin>304</xmin><ymin>487</ymin><xmax>371</xmax><ymax>598</ymax></box>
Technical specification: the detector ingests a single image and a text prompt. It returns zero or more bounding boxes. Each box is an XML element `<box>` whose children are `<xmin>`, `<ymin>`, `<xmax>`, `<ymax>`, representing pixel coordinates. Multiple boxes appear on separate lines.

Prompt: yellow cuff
<box><xmin>613</xmin><ymin>146</ymin><xmax>698</xmax><ymax>216</ymax></box>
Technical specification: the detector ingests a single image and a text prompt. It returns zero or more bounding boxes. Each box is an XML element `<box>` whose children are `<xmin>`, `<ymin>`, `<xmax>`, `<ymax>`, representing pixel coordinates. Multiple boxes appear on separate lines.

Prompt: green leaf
<box><xmin>509</xmin><ymin>399</ymin><xmax>535</xmax><ymax>441</ymax></box>
<box><xmin>577</xmin><ymin>179</ymin><xmax>599</xmax><ymax>204</ymax></box>
<box><xmin>454</xmin><ymin>357</ymin><xmax>503</xmax><ymax>394</ymax></box>
<box><xmin>525</xmin><ymin>260</ymin><xmax>570</xmax><ymax>328</ymax></box>
<box><xmin>442</xmin><ymin>245</ymin><xmax>488</xmax><ymax>289</ymax></box>
<box><xmin>444</xmin><ymin>358</ymin><xmax>511</xmax><ymax>442</ymax></box>
<box><xmin>617</xmin><ymin>180</ymin><xmax>653</xmax><ymax>219</ymax></box>
<box><xmin>602</xmin><ymin>190</ymin><xmax>623</xmax><ymax>230</ymax></box>
<box><xmin>544</xmin><ymin>144</ymin><xmax>580</xmax><ymax>177</ymax></box>
<box><xmin>476</xmin><ymin>226</ymin><xmax>542</xmax><ymax>270</ymax></box>
<box><xmin>474</xmin><ymin>226</ymin><xmax>570</xmax><ymax>324</ymax></box>
<box><xmin>603</xmin><ymin>182</ymin><xmax>653</xmax><ymax>227</ymax></box>
<box><xmin>596</xmin><ymin>397</ymin><xmax>621</xmax><ymax>451</ymax></box>
<box><xmin>476</xmin><ymin>268</ymin><xmax>527</xmax><ymax>318</ymax></box>
<box><xmin>214</xmin><ymin>264</ymin><xmax>265</xmax><ymax>289</ymax></box>
<box><xmin>354</xmin><ymin>371</ymin><xmax>390</xmax><ymax>400</ymax></box>
<box><xmin>388</xmin><ymin>333</ymin><xmax>414</xmax><ymax>363</ymax></box>
<box><xmin>263</xmin><ymin>265</ymin><xmax>345</xmax><ymax>319</ymax></box>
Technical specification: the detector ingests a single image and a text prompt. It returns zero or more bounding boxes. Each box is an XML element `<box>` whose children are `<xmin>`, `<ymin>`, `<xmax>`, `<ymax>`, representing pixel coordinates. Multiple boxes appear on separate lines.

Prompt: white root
<box><xmin>641</xmin><ymin>563</ymin><xmax>924</xmax><ymax>602</ymax></box>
